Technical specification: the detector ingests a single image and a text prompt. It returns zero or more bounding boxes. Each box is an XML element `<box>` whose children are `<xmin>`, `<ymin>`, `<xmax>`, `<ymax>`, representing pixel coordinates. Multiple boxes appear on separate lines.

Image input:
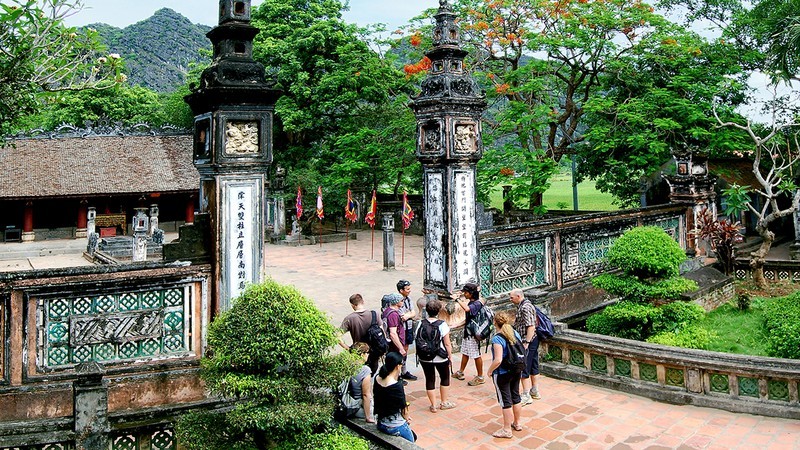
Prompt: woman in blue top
<box><xmin>486</xmin><ymin>310</ymin><xmax>523</xmax><ymax>439</ymax></box>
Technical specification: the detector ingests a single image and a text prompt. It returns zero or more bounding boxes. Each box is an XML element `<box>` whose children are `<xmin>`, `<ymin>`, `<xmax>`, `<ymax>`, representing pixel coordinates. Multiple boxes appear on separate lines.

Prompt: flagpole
<box><xmin>345</xmin><ymin>221</ymin><xmax>350</xmax><ymax>256</ymax></box>
<box><xmin>318</xmin><ymin>221</ymin><xmax>322</xmax><ymax>248</ymax></box>
<box><xmin>402</xmin><ymin>227</ymin><xmax>405</xmax><ymax>265</ymax></box>
<box><xmin>371</xmin><ymin>227</ymin><xmax>375</xmax><ymax>260</ymax></box>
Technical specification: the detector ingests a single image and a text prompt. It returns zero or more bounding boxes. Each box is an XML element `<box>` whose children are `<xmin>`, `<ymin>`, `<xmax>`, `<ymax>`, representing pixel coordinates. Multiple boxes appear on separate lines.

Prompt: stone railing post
<box><xmin>73</xmin><ymin>362</ymin><xmax>109</xmax><ymax>450</ymax></box>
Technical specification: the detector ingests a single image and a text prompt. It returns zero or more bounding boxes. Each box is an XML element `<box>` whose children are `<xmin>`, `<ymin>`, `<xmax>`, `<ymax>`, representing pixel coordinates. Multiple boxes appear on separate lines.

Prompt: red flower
<box><xmin>410</xmin><ymin>34</ymin><xmax>422</xmax><ymax>47</ymax></box>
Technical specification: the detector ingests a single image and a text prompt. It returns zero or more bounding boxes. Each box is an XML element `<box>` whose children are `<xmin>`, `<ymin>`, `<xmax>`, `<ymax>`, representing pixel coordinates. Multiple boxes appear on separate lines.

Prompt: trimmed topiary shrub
<box><xmin>653</xmin><ymin>301</ymin><xmax>706</xmax><ymax>334</ymax></box>
<box><xmin>762</xmin><ymin>293</ymin><xmax>800</xmax><ymax>359</ymax></box>
<box><xmin>176</xmin><ymin>279</ymin><xmax>364</xmax><ymax>449</ymax></box>
<box><xmin>606</xmin><ymin>226</ymin><xmax>687</xmax><ymax>279</ymax></box>
<box><xmin>587</xmin><ymin>300</ymin><xmax>707</xmax><ymax>345</ymax></box>
<box><xmin>586</xmin><ymin>301</ymin><xmax>661</xmax><ymax>340</ymax></box>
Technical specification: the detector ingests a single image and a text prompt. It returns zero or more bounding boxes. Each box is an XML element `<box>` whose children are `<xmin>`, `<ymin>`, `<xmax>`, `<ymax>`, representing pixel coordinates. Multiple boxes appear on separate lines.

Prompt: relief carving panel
<box><xmin>224</xmin><ymin>121</ymin><xmax>259</xmax><ymax>155</ymax></box>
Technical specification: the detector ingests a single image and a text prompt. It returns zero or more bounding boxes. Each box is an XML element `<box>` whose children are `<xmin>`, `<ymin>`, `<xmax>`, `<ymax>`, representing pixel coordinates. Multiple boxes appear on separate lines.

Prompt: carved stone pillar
<box><xmin>409</xmin><ymin>0</ymin><xmax>487</xmax><ymax>299</ymax></box>
<box><xmin>185</xmin><ymin>0</ymin><xmax>280</xmax><ymax>311</ymax></box>
<box><xmin>132</xmin><ymin>208</ymin><xmax>149</xmax><ymax>262</ymax></box>
<box><xmin>382</xmin><ymin>212</ymin><xmax>395</xmax><ymax>271</ymax></box>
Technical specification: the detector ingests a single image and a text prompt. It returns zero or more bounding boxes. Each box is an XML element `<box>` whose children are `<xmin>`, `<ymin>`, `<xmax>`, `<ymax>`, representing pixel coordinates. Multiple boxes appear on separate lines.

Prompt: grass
<box><xmin>487</xmin><ymin>173</ymin><xmax>620</xmax><ymax>211</ymax></box>
<box><xmin>700</xmin><ymin>302</ymin><xmax>770</xmax><ymax>356</ymax></box>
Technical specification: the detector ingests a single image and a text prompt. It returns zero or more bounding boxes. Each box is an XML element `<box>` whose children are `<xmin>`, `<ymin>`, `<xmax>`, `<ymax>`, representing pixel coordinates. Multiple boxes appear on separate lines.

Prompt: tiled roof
<box><xmin>0</xmin><ymin>135</ymin><xmax>199</xmax><ymax>199</ymax></box>
<box><xmin>708</xmin><ymin>158</ymin><xmax>760</xmax><ymax>190</ymax></box>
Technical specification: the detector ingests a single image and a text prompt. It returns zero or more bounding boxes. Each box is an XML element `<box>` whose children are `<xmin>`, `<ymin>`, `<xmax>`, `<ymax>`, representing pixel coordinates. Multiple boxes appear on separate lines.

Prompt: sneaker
<box><xmin>401</xmin><ymin>372</ymin><xmax>418</xmax><ymax>381</ymax></box>
<box><xmin>467</xmin><ymin>376</ymin><xmax>485</xmax><ymax>386</ymax></box>
<box><xmin>453</xmin><ymin>371</ymin><xmax>465</xmax><ymax>380</ymax></box>
<box><xmin>402</xmin><ymin>380</ymin><xmax>408</xmax><ymax>386</ymax></box>
<box><xmin>530</xmin><ymin>390</ymin><xmax>541</xmax><ymax>400</ymax></box>
<box><xmin>520</xmin><ymin>394</ymin><xmax>533</xmax><ymax>406</ymax></box>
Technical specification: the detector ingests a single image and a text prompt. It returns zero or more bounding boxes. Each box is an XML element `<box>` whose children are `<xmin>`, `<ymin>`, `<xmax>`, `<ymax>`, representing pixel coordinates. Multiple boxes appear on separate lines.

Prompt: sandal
<box><xmin>429</xmin><ymin>405</ymin><xmax>438</xmax><ymax>413</ymax></box>
<box><xmin>492</xmin><ymin>429</ymin><xmax>513</xmax><ymax>439</ymax></box>
<box><xmin>453</xmin><ymin>371</ymin><xmax>465</xmax><ymax>380</ymax></box>
<box><xmin>439</xmin><ymin>401</ymin><xmax>456</xmax><ymax>410</ymax></box>
<box><xmin>511</xmin><ymin>423</ymin><xmax>523</xmax><ymax>431</ymax></box>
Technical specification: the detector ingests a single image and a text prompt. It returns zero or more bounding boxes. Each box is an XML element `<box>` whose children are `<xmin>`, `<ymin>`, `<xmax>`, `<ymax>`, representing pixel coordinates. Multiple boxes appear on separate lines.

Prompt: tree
<box><xmin>251</xmin><ymin>0</ymin><xmax>419</xmax><ymax>207</ymax></box>
<box><xmin>715</xmin><ymin>100</ymin><xmax>800</xmax><ymax>289</ymax></box>
<box><xmin>577</xmin><ymin>24</ymin><xmax>751</xmax><ymax>205</ymax></box>
<box><xmin>0</xmin><ymin>0</ymin><xmax>121</xmax><ymax>140</ymax></box>
<box><xmin>176</xmin><ymin>280</ymin><xmax>364</xmax><ymax>449</ymax></box>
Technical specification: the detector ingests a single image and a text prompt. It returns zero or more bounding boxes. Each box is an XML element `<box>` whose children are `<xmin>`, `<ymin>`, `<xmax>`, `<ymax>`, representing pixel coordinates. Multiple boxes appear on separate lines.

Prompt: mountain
<box><xmin>87</xmin><ymin>8</ymin><xmax>211</xmax><ymax>93</ymax></box>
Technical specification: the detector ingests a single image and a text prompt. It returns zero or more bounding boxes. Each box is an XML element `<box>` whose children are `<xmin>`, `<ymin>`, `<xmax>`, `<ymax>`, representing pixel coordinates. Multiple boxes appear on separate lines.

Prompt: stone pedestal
<box><xmin>21</xmin><ymin>231</ymin><xmax>35</xmax><ymax>242</ymax></box>
<box><xmin>382</xmin><ymin>212</ymin><xmax>395</xmax><ymax>271</ymax></box>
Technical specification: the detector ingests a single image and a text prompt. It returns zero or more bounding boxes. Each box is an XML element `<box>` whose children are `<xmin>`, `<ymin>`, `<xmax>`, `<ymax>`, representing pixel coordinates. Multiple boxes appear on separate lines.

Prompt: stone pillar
<box><xmin>790</xmin><ymin>198</ymin><xmax>800</xmax><ymax>260</ymax></box>
<box><xmin>149</xmin><ymin>204</ymin><xmax>160</xmax><ymax>236</ymax></box>
<box><xmin>76</xmin><ymin>199</ymin><xmax>88</xmax><ymax>238</ymax></box>
<box><xmin>382</xmin><ymin>212</ymin><xmax>395</xmax><ymax>271</ymax></box>
<box><xmin>664</xmin><ymin>147</ymin><xmax>717</xmax><ymax>255</ymax></box>
<box><xmin>272</xmin><ymin>167</ymin><xmax>286</xmax><ymax>238</ymax></box>
<box><xmin>132</xmin><ymin>207</ymin><xmax>149</xmax><ymax>262</ymax></box>
<box><xmin>185</xmin><ymin>0</ymin><xmax>280</xmax><ymax>311</ymax></box>
<box><xmin>409</xmin><ymin>0</ymin><xmax>487</xmax><ymax>299</ymax></box>
<box><xmin>87</xmin><ymin>207</ymin><xmax>98</xmax><ymax>254</ymax></box>
<box><xmin>22</xmin><ymin>201</ymin><xmax>34</xmax><ymax>242</ymax></box>
<box><xmin>73</xmin><ymin>362</ymin><xmax>109</xmax><ymax>450</ymax></box>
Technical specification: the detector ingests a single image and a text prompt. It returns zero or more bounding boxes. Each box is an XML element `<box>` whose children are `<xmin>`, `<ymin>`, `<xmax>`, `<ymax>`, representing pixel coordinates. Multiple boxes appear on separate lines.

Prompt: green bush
<box><xmin>653</xmin><ymin>301</ymin><xmax>705</xmax><ymax>334</ymax></box>
<box><xmin>177</xmin><ymin>279</ymin><xmax>365</xmax><ymax>449</ymax></box>
<box><xmin>762</xmin><ymin>293</ymin><xmax>800</xmax><ymax>359</ymax></box>
<box><xmin>606</xmin><ymin>226</ymin><xmax>687</xmax><ymax>279</ymax></box>
<box><xmin>647</xmin><ymin>325</ymin><xmax>716</xmax><ymax>350</ymax></box>
<box><xmin>592</xmin><ymin>274</ymin><xmax>697</xmax><ymax>303</ymax></box>
<box><xmin>586</xmin><ymin>301</ymin><xmax>660</xmax><ymax>340</ymax></box>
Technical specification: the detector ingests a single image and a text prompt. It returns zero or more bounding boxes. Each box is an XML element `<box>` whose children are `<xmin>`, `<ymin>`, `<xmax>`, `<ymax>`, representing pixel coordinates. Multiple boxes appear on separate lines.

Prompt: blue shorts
<box><xmin>521</xmin><ymin>336</ymin><xmax>540</xmax><ymax>378</ymax></box>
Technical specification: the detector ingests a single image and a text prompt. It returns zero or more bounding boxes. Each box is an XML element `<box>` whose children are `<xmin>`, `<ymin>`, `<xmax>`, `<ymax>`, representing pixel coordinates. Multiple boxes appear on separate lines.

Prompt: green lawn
<box><xmin>487</xmin><ymin>176</ymin><xmax>620</xmax><ymax>211</ymax></box>
<box><xmin>700</xmin><ymin>302</ymin><xmax>770</xmax><ymax>356</ymax></box>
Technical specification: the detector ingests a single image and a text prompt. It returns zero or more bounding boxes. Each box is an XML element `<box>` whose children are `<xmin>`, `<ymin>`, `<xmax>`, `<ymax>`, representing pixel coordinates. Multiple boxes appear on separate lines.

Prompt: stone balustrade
<box><xmin>540</xmin><ymin>327</ymin><xmax>800</xmax><ymax>419</ymax></box>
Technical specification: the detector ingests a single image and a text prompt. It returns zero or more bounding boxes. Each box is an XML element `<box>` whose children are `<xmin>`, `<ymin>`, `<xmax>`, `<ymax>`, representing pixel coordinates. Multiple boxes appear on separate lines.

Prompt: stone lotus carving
<box><xmin>225</xmin><ymin>121</ymin><xmax>259</xmax><ymax>154</ymax></box>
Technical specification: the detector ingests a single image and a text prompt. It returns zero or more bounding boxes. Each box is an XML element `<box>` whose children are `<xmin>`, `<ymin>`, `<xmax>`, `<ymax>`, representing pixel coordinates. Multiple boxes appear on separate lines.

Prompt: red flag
<box><xmin>401</xmin><ymin>191</ymin><xmax>414</xmax><ymax>230</ymax></box>
<box><xmin>364</xmin><ymin>190</ymin><xmax>377</xmax><ymax>228</ymax></box>
<box><xmin>344</xmin><ymin>189</ymin><xmax>357</xmax><ymax>223</ymax></box>
<box><xmin>295</xmin><ymin>186</ymin><xmax>303</xmax><ymax>220</ymax></box>
<box><xmin>316</xmin><ymin>186</ymin><xmax>324</xmax><ymax>220</ymax></box>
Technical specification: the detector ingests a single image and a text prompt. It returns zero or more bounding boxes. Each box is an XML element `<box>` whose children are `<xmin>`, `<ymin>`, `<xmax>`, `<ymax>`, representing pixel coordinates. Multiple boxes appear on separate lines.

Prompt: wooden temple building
<box><xmin>0</xmin><ymin>124</ymin><xmax>199</xmax><ymax>242</ymax></box>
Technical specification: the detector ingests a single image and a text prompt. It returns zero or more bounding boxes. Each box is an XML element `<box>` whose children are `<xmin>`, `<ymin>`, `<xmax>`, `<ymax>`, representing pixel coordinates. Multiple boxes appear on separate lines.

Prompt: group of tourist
<box><xmin>339</xmin><ymin>280</ymin><xmax>542</xmax><ymax>441</ymax></box>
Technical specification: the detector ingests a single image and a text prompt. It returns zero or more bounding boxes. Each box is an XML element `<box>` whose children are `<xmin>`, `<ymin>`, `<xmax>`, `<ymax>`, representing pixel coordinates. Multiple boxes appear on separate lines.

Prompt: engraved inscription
<box><xmin>225</xmin><ymin>121</ymin><xmax>259</xmax><ymax>154</ymax></box>
<box><xmin>70</xmin><ymin>310</ymin><xmax>164</xmax><ymax>346</ymax></box>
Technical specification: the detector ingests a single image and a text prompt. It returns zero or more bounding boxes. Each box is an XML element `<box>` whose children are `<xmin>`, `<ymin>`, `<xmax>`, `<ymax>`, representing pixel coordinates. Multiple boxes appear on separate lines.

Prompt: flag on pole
<box><xmin>296</xmin><ymin>186</ymin><xmax>303</xmax><ymax>219</ymax></box>
<box><xmin>401</xmin><ymin>191</ymin><xmax>414</xmax><ymax>230</ymax></box>
<box><xmin>344</xmin><ymin>189</ymin><xmax>357</xmax><ymax>223</ymax></box>
<box><xmin>364</xmin><ymin>190</ymin><xmax>377</xmax><ymax>228</ymax></box>
<box><xmin>316</xmin><ymin>186</ymin><xmax>324</xmax><ymax>220</ymax></box>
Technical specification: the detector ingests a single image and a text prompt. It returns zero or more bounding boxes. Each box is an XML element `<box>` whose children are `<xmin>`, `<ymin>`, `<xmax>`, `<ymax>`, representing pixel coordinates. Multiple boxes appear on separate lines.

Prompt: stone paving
<box><xmin>1</xmin><ymin>231</ymin><xmax>799</xmax><ymax>448</ymax></box>
<box><xmin>264</xmin><ymin>231</ymin><xmax>800</xmax><ymax>450</ymax></box>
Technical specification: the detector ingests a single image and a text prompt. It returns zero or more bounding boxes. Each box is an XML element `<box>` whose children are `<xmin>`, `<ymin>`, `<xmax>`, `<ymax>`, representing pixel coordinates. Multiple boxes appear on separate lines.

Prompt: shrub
<box><xmin>586</xmin><ymin>301</ymin><xmax>660</xmax><ymax>340</ymax></box>
<box><xmin>606</xmin><ymin>226</ymin><xmax>687</xmax><ymax>279</ymax></box>
<box><xmin>653</xmin><ymin>301</ymin><xmax>705</xmax><ymax>334</ymax></box>
<box><xmin>737</xmin><ymin>293</ymin><xmax>751</xmax><ymax>311</ymax></box>
<box><xmin>592</xmin><ymin>274</ymin><xmax>698</xmax><ymax>304</ymax></box>
<box><xmin>177</xmin><ymin>279</ymin><xmax>364</xmax><ymax>449</ymax></box>
<box><xmin>762</xmin><ymin>293</ymin><xmax>800</xmax><ymax>359</ymax></box>
<box><xmin>647</xmin><ymin>325</ymin><xmax>716</xmax><ymax>350</ymax></box>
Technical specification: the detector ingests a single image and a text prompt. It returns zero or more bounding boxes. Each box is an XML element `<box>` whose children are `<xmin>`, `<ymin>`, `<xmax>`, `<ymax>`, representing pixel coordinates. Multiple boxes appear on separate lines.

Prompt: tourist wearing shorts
<box><xmin>416</xmin><ymin>298</ymin><xmax>456</xmax><ymax>413</ymax></box>
<box><xmin>487</xmin><ymin>310</ymin><xmax>523</xmax><ymax>439</ymax></box>
<box><xmin>510</xmin><ymin>288</ymin><xmax>541</xmax><ymax>404</ymax></box>
<box><xmin>453</xmin><ymin>282</ymin><xmax>486</xmax><ymax>386</ymax></box>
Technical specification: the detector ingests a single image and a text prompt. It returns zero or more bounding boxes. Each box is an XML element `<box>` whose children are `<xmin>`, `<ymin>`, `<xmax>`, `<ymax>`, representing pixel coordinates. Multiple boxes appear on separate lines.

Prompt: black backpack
<box><xmin>499</xmin><ymin>334</ymin><xmax>526</xmax><ymax>374</ymax></box>
<box><xmin>365</xmin><ymin>311</ymin><xmax>388</xmax><ymax>357</ymax></box>
<box><xmin>335</xmin><ymin>377</ymin><xmax>361</xmax><ymax>418</ymax></box>
<box><xmin>466</xmin><ymin>303</ymin><xmax>494</xmax><ymax>341</ymax></box>
<box><xmin>416</xmin><ymin>320</ymin><xmax>448</xmax><ymax>361</ymax></box>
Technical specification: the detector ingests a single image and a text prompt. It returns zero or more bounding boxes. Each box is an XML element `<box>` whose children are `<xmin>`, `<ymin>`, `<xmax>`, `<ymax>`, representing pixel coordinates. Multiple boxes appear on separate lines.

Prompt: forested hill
<box><xmin>87</xmin><ymin>8</ymin><xmax>211</xmax><ymax>92</ymax></box>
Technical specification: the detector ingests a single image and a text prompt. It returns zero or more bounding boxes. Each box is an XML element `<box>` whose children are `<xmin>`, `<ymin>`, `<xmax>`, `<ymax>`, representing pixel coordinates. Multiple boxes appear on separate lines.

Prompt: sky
<box><xmin>63</xmin><ymin>0</ymin><xmax>431</xmax><ymax>31</ymax></box>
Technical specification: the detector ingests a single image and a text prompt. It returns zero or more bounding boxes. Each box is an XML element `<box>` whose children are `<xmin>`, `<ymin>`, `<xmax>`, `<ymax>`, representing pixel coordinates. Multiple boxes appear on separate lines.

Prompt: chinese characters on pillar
<box><xmin>452</xmin><ymin>170</ymin><xmax>477</xmax><ymax>285</ymax></box>
<box><xmin>228</xmin><ymin>185</ymin><xmax>255</xmax><ymax>300</ymax></box>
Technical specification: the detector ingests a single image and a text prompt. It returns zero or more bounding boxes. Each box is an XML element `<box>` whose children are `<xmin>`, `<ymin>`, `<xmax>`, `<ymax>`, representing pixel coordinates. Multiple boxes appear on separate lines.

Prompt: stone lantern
<box><xmin>185</xmin><ymin>0</ymin><xmax>281</xmax><ymax>311</ymax></box>
<box><xmin>409</xmin><ymin>0</ymin><xmax>487</xmax><ymax>298</ymax></box>
<box><xmin>664</xmin><ymin>145</ymin><xmax>717</xmax><ymax>255</ymax></box>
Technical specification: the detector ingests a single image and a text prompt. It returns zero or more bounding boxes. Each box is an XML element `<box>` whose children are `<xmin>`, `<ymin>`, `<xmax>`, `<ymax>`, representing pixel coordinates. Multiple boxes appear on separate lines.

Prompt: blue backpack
<box><xmin>535</xmin><ymin>306</ymin><xmax>555</xmax><ymax>341</ymax></box>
